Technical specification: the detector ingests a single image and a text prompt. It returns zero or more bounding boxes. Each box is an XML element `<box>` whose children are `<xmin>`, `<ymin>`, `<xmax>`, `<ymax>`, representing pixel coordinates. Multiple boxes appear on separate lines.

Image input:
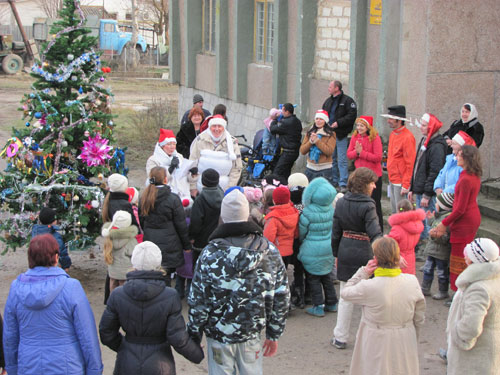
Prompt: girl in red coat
<box><xmin>388</xmin><ymin>199</ymin><xmax>425</xmax><ymax>274</ymax></box>
<box><xmin>263</xmin><ymin>186</ymin><xmax>299</xmax><ymax>267</ymax></box>
<box><xmin>431</xmin><ymin>145</ymin><xmax>482</xmax><ymax>291</ymax></box>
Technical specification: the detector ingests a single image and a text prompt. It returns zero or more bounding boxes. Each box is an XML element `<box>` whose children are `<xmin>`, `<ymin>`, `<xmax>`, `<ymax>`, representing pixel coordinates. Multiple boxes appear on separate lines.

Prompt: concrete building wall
<box><xmin>314</xmin><ymin>0</ymin><xmax>351</xmax><ymax>84</ymax></box>
<box><xmin>247</xmin><ymin>64</ymin><xmax>273</xmax><ymax>108</ymax></box>
<box><xmin>226</xmin><ymin>0</ymin><xmax>235</xmax><ymax>100</ymax></box>
<box><xmin>195</xmin><ymin>54</ymin><xmax>216</xmax><ymax>94</ymax></box>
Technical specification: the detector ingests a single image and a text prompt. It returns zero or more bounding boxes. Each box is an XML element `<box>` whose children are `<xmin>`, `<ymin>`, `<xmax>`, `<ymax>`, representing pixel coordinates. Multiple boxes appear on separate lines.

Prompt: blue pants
<box><xmin>422</xmin><ymin>256</ymin><xmax>449</xmax><ymax>285</ymax></box>
<box><xmin>305</xmin><ymin>167</ymin><xmax>334</xmax><ymax>185</ymax></box>
<box><xmin>415</xmin><ymin>194</ymin><xmax>435</xmax><ymax>240</ymax></box>
<box><xmin>331</xmin><ymin>136</ymin><xmax>349</xmax><ymax>187</ymax></box>
<box><xmin>207</xmin><ymin>337</ymin><xmax>263</xmax><ymax>375</ymax></box>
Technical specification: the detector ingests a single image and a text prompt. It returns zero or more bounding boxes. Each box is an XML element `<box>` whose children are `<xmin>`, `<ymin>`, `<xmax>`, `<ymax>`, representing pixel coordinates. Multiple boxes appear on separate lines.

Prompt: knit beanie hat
<box><xmin>193</xmin><ymin>94</ymin><xmax>204</xmax><ymax>104</ymax></box>
<box><xmin>464</xmin><ymin>238</ymin><xmax>499</xmax><ymax>264</ymax></box>
<box><xmin>436</xmin><ymin>192</ymin><xmax>454</xmax><ymax>212</ymax></box>
<box><xmin>39</xmin><ymin>207</ymin><xmax>56</xmax><ymax>225</ymax></box>
<box><xmin>264</xmin><ymin>108</ymin><xmax>281</xmax><ymax>130</ymax></box>
<box><xmin>452</xmin><ymin>130</ymin><xmax>476</xmax><ymax>147</ymax></box>
<box><xmin>158</xmin><ymin>129</ymin><xmax>176</xmax><ymax>147</ymax></box>
<box><xmin>202</xmin><ymin>168</ymin><xmax>220</xmax><ymax>187</ymax></box>
<box><xmin>419</xmin><ymin>113</ymin><xmax>443</xmax><ymax>151</ymax></box>
<box><xmin>315</xmin><ymin>109</ymin><xmax>329</xmax><ymax>123</ymax></box>
<box><xmin>131</xmin><ymin>241</ymin><xmax>163</xmax><ymax>270</ymax></box>
<box><xmin>126</xmin><ymin>187</ymin><xmax>139</xmax><ymax>205</ymax></box>
<box><xmin>243</xmin><ymin>186</ymin><xmax>263</xmax><ymax>203</ymax></box>
<box><xmin>224</xmin><ymin>185</ymin><xmax>244</xmax><ymax>196</ymax></box>
<box><xmin>102</xmin><ymin>210</ymin><xmax>132</xmax><ymax>237</ymax></box>
<box><xmin>108</xmin><ymin>173</ymin><xmax>128</xmax><ymax>193</ymax></box>
<box><xmin>273</xmin><ymin>186</ymin><xmax>290</xmax><ymax>205</ymax></box>
<box><xmin>221</xmin><ymin>189</ymin><xmax>249</xmax><ymax>223</ymax></box>
<box><xmin>288</xmin><ymin>173</ymin><xmax>309</xmax><ymax>189</ymax></box>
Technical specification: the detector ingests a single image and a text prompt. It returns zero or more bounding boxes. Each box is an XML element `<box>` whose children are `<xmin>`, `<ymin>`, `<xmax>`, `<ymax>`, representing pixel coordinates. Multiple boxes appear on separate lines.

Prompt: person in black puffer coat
<box><xmin>99</xmin><ymin>241</ymin><xmax>204</xmax><ymax>374</ymax></box>
<box><xmin>140</xmin><ymin>167</ymin><xmax>191</xmax><ymax>285</ymax></box>
<box><xmin>103</xmin><ymin>173</ymin><xmax>139</xmax><ymax>304</ymax></box>
<box><xmin>331</xmin><ymin>167</ymin><xmax>382</xmax><ymax>349</ymax></box>
<box><xmin>443</xmin><ymin>103</ymin><xmax>484</xmax><ymax>154</ymax></box>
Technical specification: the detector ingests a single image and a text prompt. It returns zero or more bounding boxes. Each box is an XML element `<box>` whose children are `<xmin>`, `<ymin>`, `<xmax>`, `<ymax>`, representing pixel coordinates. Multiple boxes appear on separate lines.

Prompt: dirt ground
<box><xmin>0</xmin><ymin>73</ymin><xmax>448</xmax><ymax>374</ymax></box>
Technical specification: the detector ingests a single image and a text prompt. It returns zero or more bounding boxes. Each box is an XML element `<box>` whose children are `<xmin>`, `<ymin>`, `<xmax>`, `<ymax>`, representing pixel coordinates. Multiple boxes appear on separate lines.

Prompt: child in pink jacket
<box><xmin>387</xmin><ymin>199</ymin><xmax>425</xmax><ymax>274</ymax></box>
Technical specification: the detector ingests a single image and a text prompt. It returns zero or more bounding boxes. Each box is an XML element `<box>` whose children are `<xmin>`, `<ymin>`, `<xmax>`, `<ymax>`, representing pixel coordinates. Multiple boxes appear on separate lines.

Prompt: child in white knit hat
<box><xmin>102</xmin><ymin>210</ymin><xmax>138</xmax><ymax>293</ymax></box>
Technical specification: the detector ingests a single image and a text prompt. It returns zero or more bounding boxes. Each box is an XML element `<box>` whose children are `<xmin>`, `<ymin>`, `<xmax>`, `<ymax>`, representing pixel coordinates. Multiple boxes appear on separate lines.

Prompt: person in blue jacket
<box><xmin>3</xmin><ymin>234</ymin><xmax>103</xmax><ymax>375</ymax></box>
<box><xmin>31</xmin><ymin>207</ymin><xmax>71</xmax><ymax>270</ymax></box>
<box><xmin>434</xmin><ymin>130</ymin><xmax>476</xmax><ymax>195</ymax></box>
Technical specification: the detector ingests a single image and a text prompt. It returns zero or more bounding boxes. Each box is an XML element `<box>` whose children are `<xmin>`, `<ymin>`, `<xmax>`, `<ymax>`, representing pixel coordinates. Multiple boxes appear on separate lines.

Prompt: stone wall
<box><xmin>314</xmin><ymin>0</ymin><xmax>351</xmax><ymax>84</ymax></box>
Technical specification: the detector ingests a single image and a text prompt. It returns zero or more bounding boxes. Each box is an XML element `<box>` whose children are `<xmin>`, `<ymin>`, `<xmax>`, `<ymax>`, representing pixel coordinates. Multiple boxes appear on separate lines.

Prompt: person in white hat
<box><xmin>189</xmin><ymin>114</ymin><xmax>242</xmax><ymax>194</ymax></box>
<box><xmin>445</xmin><ymin>238</ymin><xmax>500</xmax><ymax>375</ymax></box>
<box><xmin>188</xmin><ymin>190</ymin><xmax>290</xmax><ymax>374</ymax></box>
<box><xmin>146</xmin><ymin>128</ymin><xmax>197</xmax><ymax>201</ymax></box>
<box><xmin>99</xmin><ymin>241</ymin><xmax>204</xmax><ymax>373</ymax></box>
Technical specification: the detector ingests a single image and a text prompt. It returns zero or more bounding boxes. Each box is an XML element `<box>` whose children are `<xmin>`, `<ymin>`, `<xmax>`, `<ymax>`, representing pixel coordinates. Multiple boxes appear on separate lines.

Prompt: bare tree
<box><xmin>144</xmin><ymin>0</ymin><xmax>168</xmax><ymax>45</ymax></box>
<box><xmin>34</xmin><ymin>0</ymin><xmax>63</xmax><ymax>19</ymax></box>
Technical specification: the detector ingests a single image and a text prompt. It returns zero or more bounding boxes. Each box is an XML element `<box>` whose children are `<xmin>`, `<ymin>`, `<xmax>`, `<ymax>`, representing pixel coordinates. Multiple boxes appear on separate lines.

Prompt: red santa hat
<box><xmin>420</xmin><ymin>113</ymin><xmax>443</xmax><ymax>151</ymax></box>
<box><xmin>158</xmin><ymin>129</ymin><xmax>176</xmax><ymax>147</ymax></box>
<box><xmin>208</xmin><ymin>115</ymin><xmax>227</xmax><ymax>128</ymax></box>
<box><xmin>126</xmin><ymin>187</ymin><xmax>139</xmax><ymax>205</ymax></box>
<box><xmin>452</xmin><ymin>130</ymin><xmax>476</xmax><ymax>147</ymax></box>
<box><xmin>208</xmin><ymin>115</ymin><xmax>236</xmax><ymax>160</ymax></box>
<box><xmin>315</xmin><ymin>110</ymin><xmax>329</xmax><ymax>123</ymax></box>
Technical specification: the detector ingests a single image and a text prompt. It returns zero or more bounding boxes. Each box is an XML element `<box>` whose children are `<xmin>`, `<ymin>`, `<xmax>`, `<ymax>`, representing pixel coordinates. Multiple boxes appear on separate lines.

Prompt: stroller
<box><xmin>239</xmin><ymin>129</ymin><xmax>279</xmax><ymax>186</ymax></box>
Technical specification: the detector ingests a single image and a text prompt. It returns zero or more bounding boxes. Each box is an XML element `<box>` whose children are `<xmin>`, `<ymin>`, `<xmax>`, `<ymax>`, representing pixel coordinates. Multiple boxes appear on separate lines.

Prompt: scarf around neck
<box><xmin>374</xmin><ymin>268</ymin><xmax>402</xmax><ymax>277</ymax></box>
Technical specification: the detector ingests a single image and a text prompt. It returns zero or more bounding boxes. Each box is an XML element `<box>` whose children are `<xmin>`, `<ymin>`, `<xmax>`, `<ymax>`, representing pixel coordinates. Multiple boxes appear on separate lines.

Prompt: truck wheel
<box><xmin>2</xmin><ymin>54</ymin><xmax>24</xmax><ymax>75</ymax></box>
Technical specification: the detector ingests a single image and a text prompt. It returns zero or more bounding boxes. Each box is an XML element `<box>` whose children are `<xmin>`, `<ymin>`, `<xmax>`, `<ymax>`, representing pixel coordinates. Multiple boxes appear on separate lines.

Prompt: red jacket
<box><xmin>442</xmin><ymin>171</ymin><xmax>481</xmax><ymax>243</ymax></box>
<box><xmin>264</xmin><ymin>202</ymin><xmax>299</xmax><ymax>257</ymax></box>
<box><xmin>347</xmin><ymin>133</ymin><xmax>383</xmax><ymax>177</ymax></box>
<box><xmin>388</xmin><ymin>209</ymin><xmax>425</xmax><ymax>275</ymax></box>
<box><xmin>387</xmin><ymin>126</ymin><xmax>416</xmax><ymax>189</ymax></box>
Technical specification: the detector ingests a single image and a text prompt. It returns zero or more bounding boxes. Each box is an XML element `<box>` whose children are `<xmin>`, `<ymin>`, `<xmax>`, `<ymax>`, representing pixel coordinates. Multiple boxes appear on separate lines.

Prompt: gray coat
<box><xmin>102</xmin><ymin>223</ymin><xmax>138</xmax><ymax>280</ymax></box>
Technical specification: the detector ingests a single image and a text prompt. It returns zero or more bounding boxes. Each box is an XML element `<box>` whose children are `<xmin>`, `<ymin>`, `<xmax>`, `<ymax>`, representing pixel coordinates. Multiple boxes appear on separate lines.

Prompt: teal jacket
<box><xmin>298</xmin><ymin>178</ymin><xmax>337</xmax><ymax>275</ymax></box>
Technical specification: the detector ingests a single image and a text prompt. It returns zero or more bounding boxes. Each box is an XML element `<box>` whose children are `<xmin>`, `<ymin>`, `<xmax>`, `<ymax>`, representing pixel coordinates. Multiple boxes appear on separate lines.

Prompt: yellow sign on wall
<box><xmin>370</xmin><ymin>0</ymin><xmax>382</xmax><ymax>25</ymax></box>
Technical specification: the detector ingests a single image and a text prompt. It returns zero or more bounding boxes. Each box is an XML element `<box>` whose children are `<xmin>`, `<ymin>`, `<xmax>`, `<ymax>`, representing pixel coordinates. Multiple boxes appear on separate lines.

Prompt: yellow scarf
<box><xmin>374</xmin><ymin>268</ymin><xmax>401</xmax><ymax>277</ymax></box>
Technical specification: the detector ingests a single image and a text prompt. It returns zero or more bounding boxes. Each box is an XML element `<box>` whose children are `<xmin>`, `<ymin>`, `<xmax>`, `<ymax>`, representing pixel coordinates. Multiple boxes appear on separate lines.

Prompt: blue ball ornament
<box><xmin>78</xmin><ymin>86</ymin><xmax>83</xmax><ymax>94</ymax></box>
<box><xmin>25</xmin><ymin>122</ymin><xmax>30</xmax><ymax>127</ymax></box>
<box><xmin>30</xmin><ymin>93</ymin><xmax>35</xmax><ymax>98</ymax></box>
<box><xmin>34</xmin><ymin>112</ymin><xmax>42</xmax><ymax>119</ymax></box>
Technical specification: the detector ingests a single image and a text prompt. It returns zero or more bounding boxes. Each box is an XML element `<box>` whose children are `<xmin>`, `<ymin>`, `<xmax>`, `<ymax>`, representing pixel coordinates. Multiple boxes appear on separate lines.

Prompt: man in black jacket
<box><xmin>270</xmin><ymin>103</ymin><xmax>303</xmax><ymax>180</ymax></box>
<box><xmin>322</xmin><ymin>81</ymin><xmax>357</xmax><ymax>192</ymax></box>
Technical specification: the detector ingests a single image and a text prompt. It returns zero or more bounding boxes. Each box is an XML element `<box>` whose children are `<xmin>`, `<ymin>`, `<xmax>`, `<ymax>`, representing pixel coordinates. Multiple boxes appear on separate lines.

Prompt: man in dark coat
<box><xmin>409</xmin><ymin>113</ymin><xmax>447</xmax><ymax>242</ymax></box>
<box><xmin>100</xmin><ymin>241</ymin><xmax>204</xmax><ymax>374</ymax></box>
<box><xmin>180</xmin><ymin>94</ymin><xmax>211</xmax><ymax>126</ymax></box>
<box><xmin>270</xmin><ymin>103</ymin><xmax>302</xmax><ymax>180</ymax></box>
<box><xmin>322</xmin><ymin>80</ymin><xmax>357</xmax><ymax>192</ymax></box>
<box><xmin>188</xmin><ymin>190</ymin><xmax>290</xmax><ymax>374</ymax></box>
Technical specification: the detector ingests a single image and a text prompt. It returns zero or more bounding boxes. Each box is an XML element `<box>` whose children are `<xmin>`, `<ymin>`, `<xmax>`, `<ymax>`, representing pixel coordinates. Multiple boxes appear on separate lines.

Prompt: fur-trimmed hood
<box><xmin>102</xmin><ymin>222</ymin><xmax>138</xmax><ymax>249</ymax></box>
<box><xmin>388</xmin><ymin>209</ymin><xmax>426</xmax><ymax>235</ymax></box>
<box><xmin>456</xmin><ymin>260</ymin><xmax>500</xmax><ymax>290</ymax></box>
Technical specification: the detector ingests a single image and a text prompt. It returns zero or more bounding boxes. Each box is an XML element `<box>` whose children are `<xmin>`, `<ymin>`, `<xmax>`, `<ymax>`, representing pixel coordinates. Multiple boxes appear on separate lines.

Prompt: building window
<box><xmin>254</xmin><ymin>0</ymin><xmax>274</xmax><ymax>64</ymax></box>
<box><xmin>203</xmin><ymin>0</ymin><xmax>216</xmax><ymax>53</ymax></box>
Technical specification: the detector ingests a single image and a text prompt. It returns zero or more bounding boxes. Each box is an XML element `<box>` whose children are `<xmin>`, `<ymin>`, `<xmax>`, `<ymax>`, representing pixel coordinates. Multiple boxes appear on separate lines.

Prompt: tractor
<box><xmin>0</xmin><ymin>34</ymin><xmax>25</xmax><ymax>74</ymax></box>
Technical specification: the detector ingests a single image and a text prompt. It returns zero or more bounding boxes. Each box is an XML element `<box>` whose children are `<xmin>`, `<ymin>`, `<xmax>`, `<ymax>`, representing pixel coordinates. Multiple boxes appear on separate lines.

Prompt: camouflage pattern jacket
<box><xmin>187</xmin><ymin>221</ymin><xmax>290</xmax><ymax>344</ymax></box>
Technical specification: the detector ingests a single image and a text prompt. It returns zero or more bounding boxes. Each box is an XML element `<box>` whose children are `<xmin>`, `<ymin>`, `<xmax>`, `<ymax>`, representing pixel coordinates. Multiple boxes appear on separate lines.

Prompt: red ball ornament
<box><xmin>61</xmin><ymin>193</ymin><xmax>66</xmax><ymax>197</ymax></box>
<box><xmin>101</xmin><ymin>67</ymin><xmax>106</xmax><ymax>73</ymax></box>
<box><xmin>106</xmin><ymin>67</ymin><xmax>112</xmax><ymax>73</ymax></box>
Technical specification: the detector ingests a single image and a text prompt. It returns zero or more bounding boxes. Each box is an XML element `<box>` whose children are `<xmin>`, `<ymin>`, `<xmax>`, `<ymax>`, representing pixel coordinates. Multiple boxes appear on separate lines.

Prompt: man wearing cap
<box><xmin>146</xmin><ymin>128</ymin><xmax>196</xmax><ymax>200</ymax></box>
<box><xmin>188</xmin><ymin>190</ymin><xmax>290</xmax><ymax>374</ymax></box>
<box><xmin>270</xmin><ymin>103</ymin><xmax>303</xmax><ymax>180</ymax></box>
<box><xmin>181</xmin><ymin>94</ymin><xmax>211</xmax><ymax>126</ymax></box>
<box><xmin>189</xmin><ymin>115</ymin><xmax>242</xmax><ymax>194</ymax></box>
<box><xmin>408</xmin><ymin>113</ymin><xmax>447</xmax><ymax>243</ymax></box>
<box><xmin>381</xmin><ymin>105</ymin><xmax>416</xmax><ymax>213</ymax></box>
<box><xmin>434</xmin><ymin>131</ymin><xmax>476</xmax><ymax>196</ymax></box>
<box><xmin>322</xmin><ymin>80</ymin><xmax>357</xmax><ymax>192</ymax></box>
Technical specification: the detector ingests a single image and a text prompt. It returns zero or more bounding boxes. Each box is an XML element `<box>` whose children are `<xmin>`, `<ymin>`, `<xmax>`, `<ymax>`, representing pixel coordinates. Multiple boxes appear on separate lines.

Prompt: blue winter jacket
<box><xmin>31</xmin><ymin>224</ymin><xmax>72</xmax><ymax>269</ymax></box>
<box><xmin>433</xmin><ymin>154</ymin><xmax>462</xmax><ymax>194</ymax></box>
<box><xmin>298</xmin><ymin>177</ymin><xmax>337</xmax><ymax>275</ymax></box>
<box><xmin>3</xmin><ymin>267</ymin><xmax>103</xmax><ymax>375</ymax></box>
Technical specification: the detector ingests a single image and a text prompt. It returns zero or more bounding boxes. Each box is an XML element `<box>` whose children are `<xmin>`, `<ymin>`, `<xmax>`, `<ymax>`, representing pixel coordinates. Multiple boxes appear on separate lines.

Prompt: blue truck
<box><xmin>98</xmin><ymin>19</ymin><xmax>147</xmax><ymax>57</ymax></box>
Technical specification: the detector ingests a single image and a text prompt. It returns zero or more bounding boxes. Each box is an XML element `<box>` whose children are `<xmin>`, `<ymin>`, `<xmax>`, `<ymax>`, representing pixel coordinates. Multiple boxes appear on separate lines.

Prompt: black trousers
<box><xmin>372</xmin><ymin>177</ymin><xmax>383</xmax><ymax>232</ymax></box>
<box><xmin>307</xmin><ymin>271</ymin><xmax>338</xmax><ymax>306</ymax></box>
<box><xmin>273</xmin><ymin>151</ymin><xmax>299</xmax><ymax>180</ymax></box>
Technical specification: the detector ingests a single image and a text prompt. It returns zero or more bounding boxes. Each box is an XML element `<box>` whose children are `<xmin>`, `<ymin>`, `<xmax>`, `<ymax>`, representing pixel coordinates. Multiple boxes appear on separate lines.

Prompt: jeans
<box><xmin>422</xmin><ymin>256</ymin><xmax>449</xmax><ymax>285</ymax></box>
<box><xmin>331</xmin><ymin>137</ymin><xmax>349</xmax><ymax>187</ymax></box>
<box><xmin>262</xmin><ymin>128</ymin><xmax>277</xmax><ymax>155</ymax></box>
<box><xmin>175</xmin><ymin>275</ymin><xmax>192</xmax><ymax>299</ymax></box>
<box><xmin>389</xmin><ymin>183</ymin><xmax>406</xmax><ymax>214</ymax></box>
<box><xmin>307</xmin><ymin>272</ymin><xmax>338</xmax><ymax>306</ymax></box>
<box><xmin>207</xmin><ymin>337</ymin><xmax>263</xmax><ymax>375</ymax></box>
<box><xmin>415</xmin><ymin>194</ymin><xmax>436</xmax><ymax>240</ymax></box>
<box><xmin>305</xmin><ymin>167</ymin><xmax>334</xmax><ymax>185</ymax></box>
<box><xmin>333</xmin><ymin>281</ymin><xmax>355</xmax><ymax>343</ymax></box>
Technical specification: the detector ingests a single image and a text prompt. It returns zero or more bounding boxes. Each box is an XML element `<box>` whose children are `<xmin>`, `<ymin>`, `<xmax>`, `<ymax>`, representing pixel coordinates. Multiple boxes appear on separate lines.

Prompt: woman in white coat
<box><xmin>341</xmin><ymin>237</ymin><xmax>425</xmax><ymax>375</ymax></box>
<box><xmin>446</xmin><ymin>238</ymin><xmax>500</xmax><ymax>375</ymax></box>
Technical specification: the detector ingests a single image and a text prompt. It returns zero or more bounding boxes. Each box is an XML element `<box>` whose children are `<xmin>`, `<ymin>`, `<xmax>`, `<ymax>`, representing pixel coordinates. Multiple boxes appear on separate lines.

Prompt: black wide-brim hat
<box><xmin>381</xmin><ymin>105</ymin><xmax>410</xmax><ymax>122</ymax></box>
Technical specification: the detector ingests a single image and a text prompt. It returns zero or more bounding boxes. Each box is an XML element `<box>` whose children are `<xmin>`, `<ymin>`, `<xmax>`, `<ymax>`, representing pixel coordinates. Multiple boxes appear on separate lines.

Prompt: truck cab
<box><xmin>99</xmin><ymin>19</ymin><xmax>147</xmax><ymax>56</ymax></box>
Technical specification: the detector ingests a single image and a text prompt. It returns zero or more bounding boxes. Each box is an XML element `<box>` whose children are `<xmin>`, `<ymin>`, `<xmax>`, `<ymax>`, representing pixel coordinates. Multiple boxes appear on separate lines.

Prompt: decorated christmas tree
<box><xmin>0</xmin><ymin>0</ymin><xmax>127</xmax><ymax>252</ymax></box>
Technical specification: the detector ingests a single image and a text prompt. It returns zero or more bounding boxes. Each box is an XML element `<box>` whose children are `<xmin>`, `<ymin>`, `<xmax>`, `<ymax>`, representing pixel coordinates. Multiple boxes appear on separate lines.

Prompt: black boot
<box><xmin>295</xmin><ymin>286</ymin><xmax>305</xmax><ymax>309</ymax></box>
<box><xmin>432</xmin><ymin>282</ymin><xmax>449</xmax><ymax>300</ymax></box>
<box><xmin>421</xmin><ymin>278</ymin><xmax>432</xmax><ymax>296</ymax></box>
